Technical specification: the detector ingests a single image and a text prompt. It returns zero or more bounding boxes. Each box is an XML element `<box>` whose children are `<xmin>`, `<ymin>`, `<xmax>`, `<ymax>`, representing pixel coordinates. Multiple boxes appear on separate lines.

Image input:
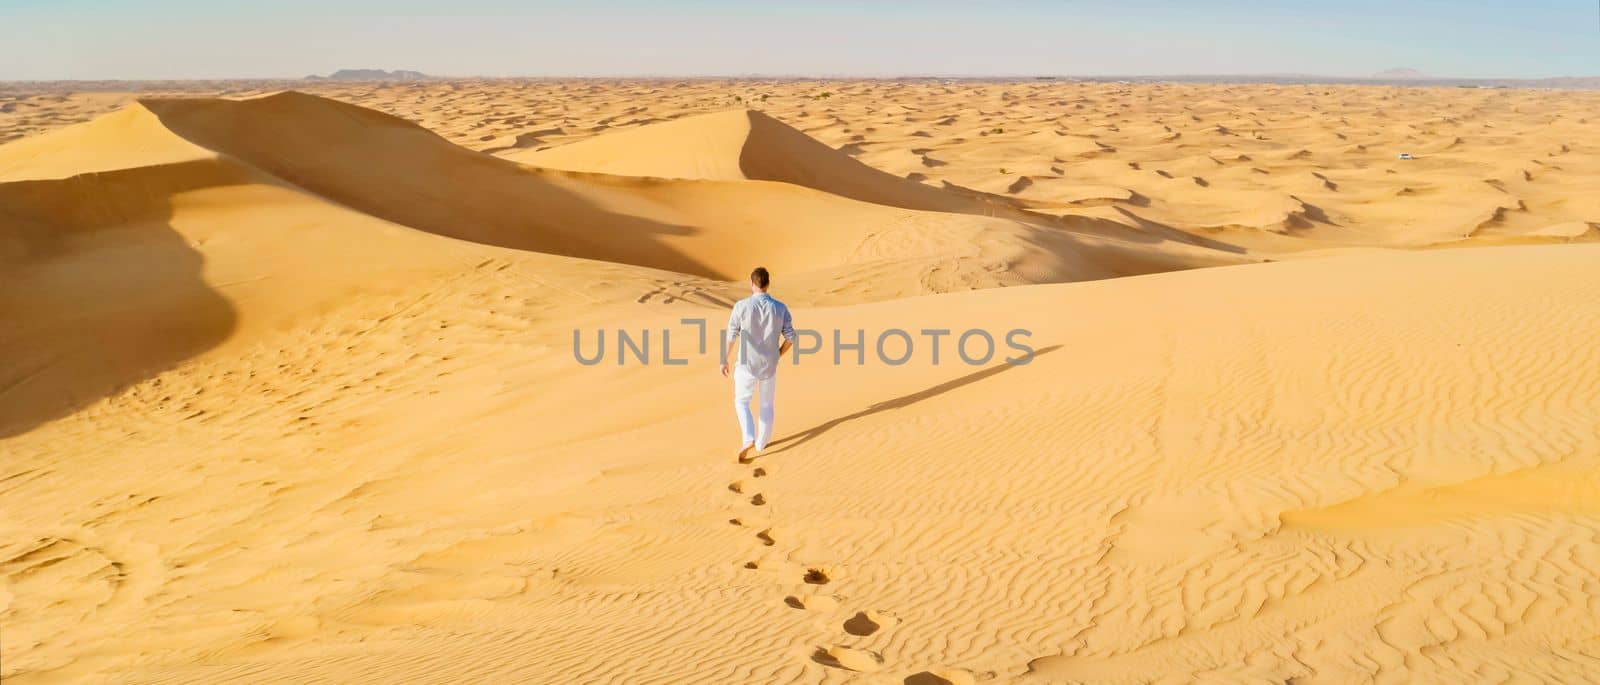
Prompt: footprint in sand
<box><xmin>749</xmin><ymin>493</ymin><xmax>766</xmax><ymax>506</ymax></box>
<box><xmin>811</xmin><ymin>645</ymin><xmax>884</xmax><ymax>672</ymax></box>
<box><xmin>803</xmin><ymin>567</ymin><xmax>831</xmax><ymax>585</ymax></box>
<box><xmin>842</xmin><ymin>609</ymin><xmax>899</xmax><ymax>636</ymax></box>
<box><xmin>902</xmin><ymin>670</ymin><xmax>977</xmax><ymax>685</ymax></box>
<box><xmin>751</xmin><ymin>467</ymin><xmax>767</xmax><ymax>478</ymax></box>
<box><xmin>783</xmin><ymin>594</ymin><xmax>839</xmax><ymax>612</ymax></box>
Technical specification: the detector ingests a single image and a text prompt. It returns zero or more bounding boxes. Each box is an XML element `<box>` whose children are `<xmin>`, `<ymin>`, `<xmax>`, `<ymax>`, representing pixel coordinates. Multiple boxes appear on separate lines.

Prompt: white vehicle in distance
<box><xmin>1397</xmin><ymin>153</ymin><xmax>1415</xmax><ymax>160</ymax></box>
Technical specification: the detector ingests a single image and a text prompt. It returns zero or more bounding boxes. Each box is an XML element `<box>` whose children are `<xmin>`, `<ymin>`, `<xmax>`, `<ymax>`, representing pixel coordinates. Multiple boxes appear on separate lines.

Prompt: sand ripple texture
<box><xmin>3</xmin><ymin>80</ymin><xmax>1600</xmax><ymax>683</ymax></box>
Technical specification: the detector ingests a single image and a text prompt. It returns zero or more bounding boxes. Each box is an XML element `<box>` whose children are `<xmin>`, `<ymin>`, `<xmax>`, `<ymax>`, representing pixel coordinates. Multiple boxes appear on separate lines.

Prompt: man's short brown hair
<box><xmin>750</xmin><ymin>267</ymin><xmax>770</xmax><ymax>289</ymax></box>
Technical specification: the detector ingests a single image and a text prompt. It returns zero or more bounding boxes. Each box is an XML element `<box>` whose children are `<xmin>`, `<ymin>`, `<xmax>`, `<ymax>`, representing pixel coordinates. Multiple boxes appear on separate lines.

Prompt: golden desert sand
<box><xmin>2</xmin><ymin>80</ymin><xmax>1600</xmax><ymax>684</ymax></box>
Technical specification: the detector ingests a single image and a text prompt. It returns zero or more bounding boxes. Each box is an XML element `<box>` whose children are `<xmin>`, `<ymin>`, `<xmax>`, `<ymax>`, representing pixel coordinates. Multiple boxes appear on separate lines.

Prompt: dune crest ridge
<box><xmin>512</xmin><ymin>108</ymin><xmax>980</xmax><ymax>213</ymax></box>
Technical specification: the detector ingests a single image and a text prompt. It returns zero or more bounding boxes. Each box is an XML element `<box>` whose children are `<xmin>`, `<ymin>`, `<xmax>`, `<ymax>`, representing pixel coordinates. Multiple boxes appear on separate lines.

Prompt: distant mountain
<box><xmin>1372</xmin><ymin>67</ymin><xmax>1428</xmax><ymax>79</ymax></box>
<box><xmin>304</xmin><ymin>69</ymin><xmax>432</xmax><ymax>81</ymax></box>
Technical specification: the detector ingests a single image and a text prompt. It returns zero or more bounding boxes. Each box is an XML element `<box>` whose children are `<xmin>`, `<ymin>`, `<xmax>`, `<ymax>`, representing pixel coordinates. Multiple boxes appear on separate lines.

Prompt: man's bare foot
<box><xmin>737</xmin><ymin>443</ymin><xmax>755</xmax><ymax>463</ymax></box>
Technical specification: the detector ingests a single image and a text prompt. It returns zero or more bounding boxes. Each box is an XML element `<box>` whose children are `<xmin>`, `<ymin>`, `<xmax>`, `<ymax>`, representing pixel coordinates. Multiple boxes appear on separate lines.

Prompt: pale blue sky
<box><xmin>3</xmin><ymin>1</ymin><xmax>1597</xmax><ymax>80</ymax></box>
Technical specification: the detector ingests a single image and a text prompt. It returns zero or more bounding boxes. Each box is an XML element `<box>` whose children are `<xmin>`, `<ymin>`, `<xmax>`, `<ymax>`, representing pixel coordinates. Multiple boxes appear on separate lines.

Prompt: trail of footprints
<box><xmin>727</xmin><ymin>456</ymin><xmax>971</xmax><ymax>684</ymax></box>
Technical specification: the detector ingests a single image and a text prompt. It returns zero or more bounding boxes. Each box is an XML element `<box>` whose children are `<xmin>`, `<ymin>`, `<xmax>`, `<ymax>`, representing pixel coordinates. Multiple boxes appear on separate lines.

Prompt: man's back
<box><xmin>723</xmin><ymin>266</ymin><xmax>795</xmax><ymax>460</ymax></box>
<box><xmin>727</xmin><ymin>292</ymin><xmax>794</xmax><ymax>380</ymax></box>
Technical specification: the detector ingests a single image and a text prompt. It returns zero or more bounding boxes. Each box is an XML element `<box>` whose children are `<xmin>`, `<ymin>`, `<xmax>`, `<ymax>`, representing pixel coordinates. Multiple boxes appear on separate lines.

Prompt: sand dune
<box><xmin>4</xmin><ymin>81</ymin><xmax>1600</xmax><ymax>684</ymax></box>
<box><xmin>509</xmin><ymin>109</ymin><xmax>974</xmax><ymax>213</ymax></box>
<box><xmin>0</xmin><ymin>97</ymin><xmax>979</xmax><ymax>281</ymax></box>
<box><xmin>20</xmin><ymin>80</ymin><xmax>1600</xmax><ymax>253</ymax></box>
<box><xmin>0</xmin><ymin>91</ymin><xmax>1239</xmax><ymax>438</ymax></box>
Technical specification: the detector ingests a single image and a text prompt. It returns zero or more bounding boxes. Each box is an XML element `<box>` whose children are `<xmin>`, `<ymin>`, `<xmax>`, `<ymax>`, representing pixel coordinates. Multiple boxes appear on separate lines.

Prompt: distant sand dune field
<box><xmin>3</xmin><ymin>81</ymin><xmax>1600</xmax><ymax>684</ymax></box>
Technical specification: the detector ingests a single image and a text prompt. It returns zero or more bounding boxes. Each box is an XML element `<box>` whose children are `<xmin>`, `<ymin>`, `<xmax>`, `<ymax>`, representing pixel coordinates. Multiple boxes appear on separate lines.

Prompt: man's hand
<box><xmin>723</xmin><ymin>336</ymin><xmax>738</xmax><ymax>377</ymax></box>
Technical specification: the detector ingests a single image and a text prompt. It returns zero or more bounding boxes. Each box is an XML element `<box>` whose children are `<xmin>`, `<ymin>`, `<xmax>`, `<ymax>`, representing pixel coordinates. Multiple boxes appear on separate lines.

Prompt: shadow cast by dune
<box><xmin>0</xmin><ymin>161</ymin><xmax>239</xmax><ymax>438</ymax></box>
<box><xmin>739</xmin><ymin>110</ymin><xmax>974</xmax><ymax>214</ymax></box>
<box><xmin>1105</xmin><ymin>207</ymin><xmax>1254</xmax><ymax>255</ymax></box>
<box><xmin>767</xmin><ymin>345</ymin><xmax>1061</xmax><ymax>455</ymax></box>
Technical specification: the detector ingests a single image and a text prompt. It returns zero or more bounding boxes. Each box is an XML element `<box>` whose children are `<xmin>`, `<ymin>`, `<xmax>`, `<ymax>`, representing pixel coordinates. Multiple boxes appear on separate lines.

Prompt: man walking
<box><xmin>721</xmin><ymin>267</ymin><xmax>796</xmax><ymax>462</ymax></box>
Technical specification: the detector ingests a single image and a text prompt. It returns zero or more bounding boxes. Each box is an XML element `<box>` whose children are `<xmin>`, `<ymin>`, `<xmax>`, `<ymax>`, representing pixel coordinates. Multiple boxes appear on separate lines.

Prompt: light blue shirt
<box><xmin>727</xmin><ymin>292</ymin><xmax>796</xmax><ymax>380</ymax></box>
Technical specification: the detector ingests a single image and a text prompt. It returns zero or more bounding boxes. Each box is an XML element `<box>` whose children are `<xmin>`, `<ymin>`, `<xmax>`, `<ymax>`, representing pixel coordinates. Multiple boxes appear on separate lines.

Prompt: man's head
<box><xmin>750</xmin><ymin>267</ymin><xmax>770</xmax><ymax>293</ymax></box>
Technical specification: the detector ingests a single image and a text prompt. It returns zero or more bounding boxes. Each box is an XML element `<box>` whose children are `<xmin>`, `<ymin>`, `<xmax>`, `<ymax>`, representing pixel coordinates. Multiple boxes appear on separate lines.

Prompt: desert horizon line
<box><xmin>9</xmin><ymin>73</ymin><xmax>1600</xmax><ymax>89</ymax></box>
<box><xmin>10</xmin><ymin>72</ymin><xmax>1600</xmax><ymax>79</ymax></box>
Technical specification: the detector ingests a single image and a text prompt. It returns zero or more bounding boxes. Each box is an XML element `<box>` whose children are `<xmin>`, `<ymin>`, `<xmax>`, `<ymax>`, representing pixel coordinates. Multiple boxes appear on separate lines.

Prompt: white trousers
<box><xmin>733</xmin><ymin>366</ymin><xmax>777</xmax><ymax>450</ymax></box>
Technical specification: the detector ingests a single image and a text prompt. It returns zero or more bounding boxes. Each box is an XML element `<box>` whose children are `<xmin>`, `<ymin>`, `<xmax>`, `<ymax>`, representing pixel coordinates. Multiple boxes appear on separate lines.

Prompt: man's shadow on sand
<box><xmin>758</xmin><ymin>344</ymin><xmax>1061</xmax><ymax>457</ymax></box>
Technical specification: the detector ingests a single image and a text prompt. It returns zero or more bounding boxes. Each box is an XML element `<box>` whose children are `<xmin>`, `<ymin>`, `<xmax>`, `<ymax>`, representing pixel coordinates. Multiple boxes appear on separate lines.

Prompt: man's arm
<box><xmin>721</xmin><ymin>336</ymin><xmax>738</xmax><ymax>376</ymax></box>
<box><xmin>721</xmin><ymin>303</ymin><xmax>741</xmax><ymax>377</ymax></box>
<box><xmin>778</xmin><ymin>306</ymin><xmax>796</xmax><ymax>357</ymax></box>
